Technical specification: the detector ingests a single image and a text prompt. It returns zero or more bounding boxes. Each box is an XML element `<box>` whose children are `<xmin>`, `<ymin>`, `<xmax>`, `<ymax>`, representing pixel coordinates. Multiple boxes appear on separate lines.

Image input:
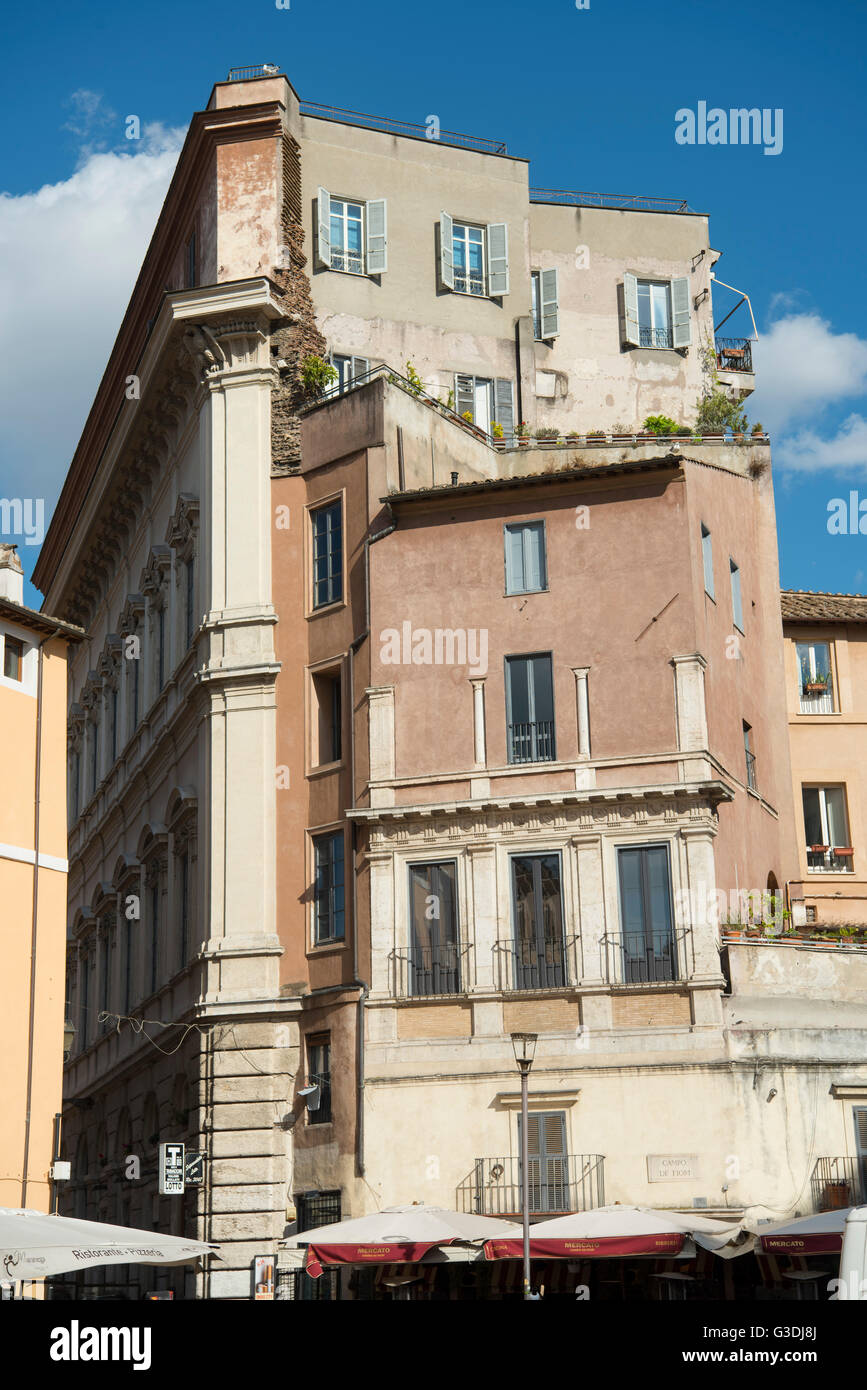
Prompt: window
<box><xmin>504</xmin><ymin>522</ymin><xmax>547</xmax><ymax>595</ymax></box>
<box><xmin>317</xmin><ymin>189</ymin><xmax>387</xmax><ymax>276</ymax></box>
<box><xmin>531</xmin><ymin>270</ymin><xmax>560</xmax><ymax>340</ymax></box>
<box><xmin>122</xmin><ymin>915</ymin><xmax>133</xmax><ymax>1015</ymax></box>
<box><xmin>439</xmin><ymin>213</ymin><xmax>509</xmax><ymax>296</ymax></box>
<box><xmin>178</xmin><ymin>849</ymin><xmax>190</xmax><ymax>967</ymax></box>
<box><xmin>306</xmin><ymin>1035</ymin><xmax>332</xmax><ymax>1124</ymax></box>
<box><xmin>510</xmin><ymin>854</ymin><xmax>565</xmax><ymax>989</ymax></box>
<box><xmin>455</xmin><ymin>374</ymin><xmax>515</xmax><ymax>443</ymax></box>
<box><xmin>99</xmin><ymin>919</ymin><xmax>113</xmax><ymax>1035</ymax></box>
<box><xmin>109</xmin><ymin>686</ymin><xmax>118</xmax><ymax>764</ymax></box>
<box><xmin>623</xmin><ymin>274</ymin><xmax>691</xmax><ymax>349</ymax></box>
<box><xmin>311</xmin><ymin>500</ymin><xmax>343</xmax><ymax>609</ymax></box>
<box><xmin>855</xmin><ymin>1110</ymin><xmax>867</xmax><ymax>1201</ymax></box>
<box><xmin>730</xmin><ymin>559</ymin><xmax>744</xmax><ymax>632</ymax></box>
<box><xmin>616</xmin><ymin>844</ymin><xmax>676</xmax><ymax>983</ymax></box>
<box><xmin>313</xmin><ymin>831</ymin><xmax>345</xmax><ymax>944</ymax></box>
<box><xmin>311</xmin><ymin>668</ymin><xmax>342</xmax><ymax>767</ymax></box>
<box><xmin>3</xmin><ymin>636</ymin><xmax>23</xmax><ymax>681</ymax></box>
<box><xmin>329</xmin><ymin>354</ymin><xmax>370</xmax><ymax>395</ymax></box>
<box><xmin>797</xmin><ymin>640</ymin><xmax>834</xmax><ymax>713</ymax></box>
<box><xmin>701</xmin><ymin>524</ymin><xmax>714</xmax><ymax>598</ymax></box>
<box><xmin>157</xmin><ymin>606</ymin><xmax>166</xmax><ymax>691</ymax></box>
<box><xmin>78</xmin><ymin>947</ymin><xmax>91</xmax><ymax>1051</ymax></box>
<box><xmin>743</xmin><ymin>721</ymin><xmax>757</xmax><ymax>791</ymax></box>
<box><xmin>185</xmin><ymin>559</ymin><xmax>195</xmax><ymax>648</ymax></box>
<box><xmin>803</xmin><ymin>785</ymin><xmax>853</xmax><ymax>872</ymax></box>
<box><xmin>148</xmin><ymin>873</ymin><xmax>160</xmax><ymax>995</ymax></box>
<box><xmin>408</xmin><ymin>861</ymin><xmax>460</xmax><ymax>995</ymax></box>
<box><xmin>71</xmin><ymin>748</ymin><xmax>81</xmax><ymax>820</ymax></box>
<box><xmin>505</xmin><ymin>654</ymin><xmax>556</xmax><ymax>763</ymax></box>
<box><xmin>518</xmin><ymin>1112</ymin><xmax>569</xmax><ymax>1213</ymax></box>
<box><xmin>89</xmin><ymin>718</ymin><xmax>99</xmax><ymax>795</ymax></box>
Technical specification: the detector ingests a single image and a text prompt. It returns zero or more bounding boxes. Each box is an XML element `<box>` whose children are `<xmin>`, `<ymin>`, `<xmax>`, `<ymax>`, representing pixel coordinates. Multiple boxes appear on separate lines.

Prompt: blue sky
<box><xmin>3</xmin><ymin>0</ymin><xmax>867</xmax><ymax>606</ymax></box>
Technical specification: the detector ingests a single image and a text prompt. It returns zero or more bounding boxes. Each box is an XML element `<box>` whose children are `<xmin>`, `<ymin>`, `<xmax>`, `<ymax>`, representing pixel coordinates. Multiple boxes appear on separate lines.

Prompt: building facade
<box><xmin>34</xmin><ymin>68</ymin><xmax>867</xmax><ymax>1299</ymax></box>
<box><xmin>0</xmin><ymin>544</ymin><xmax>82</xmax><ymax>1226</ymax></box>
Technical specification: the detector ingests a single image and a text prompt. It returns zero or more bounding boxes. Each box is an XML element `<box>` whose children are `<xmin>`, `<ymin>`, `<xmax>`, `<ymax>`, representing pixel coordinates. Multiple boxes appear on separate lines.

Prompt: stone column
<box><xmin>467</xmin><ymin>843</ymin><xmax>499</xmax><ymax>1002</ymax></box>
<box><xmin>572</xmin><ymin>667</ymin><xmax>591</xmax><ymax>758</ymax></box>
<box><xmin>368</xmin><ymin>849</ymin><xmax>395</xmax><ymax>999</ymax></box>
<box><xmin>367</xmin><ymin>686</ymin><xmax>395</xmax><ymax>807</ymax></box>
<box><xmin>680</xmin><ymin>825</ymin><xmax>726</xmax><ymax>1024</ymax></box>
<box><xmin>573</xmin><ymin>833</ymin><xmax>612</xmax><ymax>1029</ymax></box>
<box><xmin>471</xmin><ymin>678</ymin><xmax>487</xmax><ymax>768</ymax></box>
<box><xmin>671</xmin><ymin>653</ymin><xmax>711</xmax><ymax>781</ymax></box>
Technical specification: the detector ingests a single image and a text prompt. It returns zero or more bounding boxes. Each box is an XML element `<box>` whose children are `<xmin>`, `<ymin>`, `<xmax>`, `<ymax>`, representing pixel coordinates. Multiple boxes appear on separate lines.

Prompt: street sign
<box><xmin>184</xmin><ymin>1150</ymin><xmax>206</xmax><ymax>1186</ymax></box>
<box><xmin>159</xmin><ymin>1142</ymin><xmax>185</xmax><ymax>1195</ymax></box>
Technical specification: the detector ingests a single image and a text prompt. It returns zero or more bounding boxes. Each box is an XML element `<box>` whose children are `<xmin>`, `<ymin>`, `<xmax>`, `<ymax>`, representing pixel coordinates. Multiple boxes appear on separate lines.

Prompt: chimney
<box><xmin>0</xmin><ymin>544</ymin><xmax>24</xmax><ymax>604</ymax></box>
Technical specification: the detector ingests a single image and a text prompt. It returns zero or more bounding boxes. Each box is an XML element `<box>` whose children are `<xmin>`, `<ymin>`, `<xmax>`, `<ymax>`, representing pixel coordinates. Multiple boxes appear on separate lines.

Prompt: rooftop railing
<box><xmin>530</xmin><ymin>188</ymin><xmax>693</xmax><ymax>213</ymax></box>
<box><xmin>299</xmin><ymin>100</ymin><xmax>509</xmax><ymax>154</ymax></box>
<box><xmin>227</xmin><ymin>64</ymin><xmax>282</xmax><ymax>82</ymax></box>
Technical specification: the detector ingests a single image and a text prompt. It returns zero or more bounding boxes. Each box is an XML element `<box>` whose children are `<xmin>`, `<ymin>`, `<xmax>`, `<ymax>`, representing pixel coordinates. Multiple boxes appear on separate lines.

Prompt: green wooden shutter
<box><xmin>365</xmin><ymin>199</ymin><xmax>387</xmax><ymax>274</ymax></box>
<box><xmin>540</xmin><ymin>268</ymin><xmax>560</xmax><ymax>338</ymax></box>
<box><xmin>439</xmin><ymin>212</ymin><xmax>454</xmax><ymax>290</ymax></box>
<box><xmin>671</xmin><ymin>276</ymin><xmax>692</xmax><ymax>347</ymax></box>
<box><xmin>494</xmin><ymin>378</ymin><xmax>514</xmax><ymax>443</ymax></box>
<box><xmin>317</xmin><ymin>187</ymin><xmax>332</xmax><ymax>269</ymax></box>
<box><xmin>487</xmin><ymin>222</ymin><xmax>509</xmax><ymax>295</ymax></box>
<box><xmin>623</xmin><ymin>272</ymin><xmax>640</xmax><ymax>345</ymax></box>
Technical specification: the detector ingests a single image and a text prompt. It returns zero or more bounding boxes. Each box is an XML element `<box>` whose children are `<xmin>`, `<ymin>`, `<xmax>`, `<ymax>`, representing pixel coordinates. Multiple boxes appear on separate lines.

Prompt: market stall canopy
<box><xmin>483</xmin><ymin>1205</ymin><xmax>747</xmax><ymax>1261</ymax></box>
<box><xmin>286</xmin><ymin>1203</ymin><xmax>520</xmax><ymax>1277</ymax></box>
<box><xmin>0</xmin><ymin>1208</ymin><xmax>219</xmax><ymax>1281</ymax></box>
<box><xmin>753</xmin><ymin>1207</ymin><xmax>853</xmax><ymax>1256</ymax></box>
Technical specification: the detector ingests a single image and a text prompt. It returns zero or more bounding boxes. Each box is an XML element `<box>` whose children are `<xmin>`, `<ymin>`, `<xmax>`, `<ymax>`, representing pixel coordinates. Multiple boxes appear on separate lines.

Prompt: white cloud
<box><xmin>0</xmin><ymin>122</ymin><xmax>184</xmax><ymax>535</ymax></box>
<box><xmin>773</xmin><ymin>413</ymin><xmax>867</xmax><ymax>473</ymax></box>
<box><xmin>752</xmin><ymin>312</ymin><xmax>867</xmax><ymax>433</ymax></box>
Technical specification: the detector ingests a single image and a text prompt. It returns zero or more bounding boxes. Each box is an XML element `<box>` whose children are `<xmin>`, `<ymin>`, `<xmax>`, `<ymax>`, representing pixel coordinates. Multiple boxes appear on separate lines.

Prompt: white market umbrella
<box><xmin>751</xmin><ymin>1207</ymin><xmax>853</xmax><ymax>1256</ymax></box>
<box><xmin>0</xmin><ymin>1208</ymin><xmax>219</xmax><ymax>1281</ymax></box>
<box><xmin>483</xmin><ymin>1205</ymin><xmax>746</xmax><ymax>1261</ymax></box>
<box><xmin>286</xmin><ymin>1203</ymin><xmax>519</xmax><ymax>1277</ymax></box>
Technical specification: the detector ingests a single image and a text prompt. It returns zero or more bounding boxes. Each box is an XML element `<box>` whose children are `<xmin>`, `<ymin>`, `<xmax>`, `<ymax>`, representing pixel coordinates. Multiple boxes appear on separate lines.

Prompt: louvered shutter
<box><xmin>505</xmin><ymin>526</ymin><xmax>525</xmax><ymax>594</ymax></box>
<box><xmin>455</xmin><ymin>373</ymin><xmax>475</xmax><ymax>420</ymax></box>
<box><xmin>440</xmin><ymin>212</ymin><xmax>455</xmax><ymax>290</ymax></box>
<box><xmin>487</xmin><ymin>222</ymin><xmax>510</xmax><ymax>296</ymax></box>
<box><xmin>856</xmin><ymin>1108</ymin><xmax>867</xmax><ymax>1201</ymax></box>
<box><xmin>350</xmin><ymin>356</ymin><xmax>369</xmax><ymax>385</ymax></box>
<box><xmin>366</xmin><ymin>199</ymin><xmax>387</xmax><ymax>274</ymax></box>
<box><xmin>671</xmin><ymin>276</ymin><xmax>692</xmax><ymax>347</ymax></box>
<box><xmin>623</xmin><ymin>272</ymin><xmax>640</xmax><ymax>345</ymax></box>
<box><xmin>494</xmin><ymin>378</ymin><xmax>515</xmax><ymax>443</ymax></box>
<box><xmin>317</xmin><ymin>187</ymin><xmax>332</xmax><ymax>269</ymax></box>
<box><xmin>524</xmin><ymin>523</ymin><xmax>545</xmax><ymax>591</ymax></box>
<box><xmin>540</xmin><ymin>268</ymin><xmax>560</xmax><ymax>338</ymax></box>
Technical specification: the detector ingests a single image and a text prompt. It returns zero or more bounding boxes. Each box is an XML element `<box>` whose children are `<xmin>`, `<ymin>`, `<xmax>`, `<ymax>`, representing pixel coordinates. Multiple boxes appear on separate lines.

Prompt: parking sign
<box><xmin>159</xmin><ymin>1142</ymin><xmax>185</xmax><ymax>1195</ymax></box>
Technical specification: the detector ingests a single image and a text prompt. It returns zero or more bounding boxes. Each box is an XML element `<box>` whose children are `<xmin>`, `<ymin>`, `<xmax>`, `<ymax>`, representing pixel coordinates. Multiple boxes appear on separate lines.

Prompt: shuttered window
<box><xmin>622</xmin><ymin>274</ymin><xmax>691</xmax><ymax>348</ymax></box>
<box><xmin>504</xmin><ymin>522</ymin><xmax>547</xmax><ymax>595</ymax></box>
<box><xmin>730</xmin><ymin>558</ymin><xmax>744</xmax><ymax>632</ymax></box>
<box><xmin>317</xmin><ymin>188</ymin><xmax>387</xmax><ymax>276</ymax></box>
<box><xmin>701</xmin><ymin>524</ymin><xmax>714</xmax><ymax>598</ymax></box>
<box><xmin>518</xmin><ymin>1112</ymin><xmax>569</xmax><ymax>1213</ymax></box>
<box><xmin>442</xmin><ymin>216</ymin><xmax>509</xmax><ymax>297</ymax></box>
<box><xmin>855</xmin><ymin>1109</ymin><xmax>867</xmax><ymax>1199</ymax></box>
<box><xmin>532</xmin><ymin>269</ymin><xmax>560</xmax><ymax>339</ymax></box>
<box><xmin>454</xmin><ymin>374</ymin><xmax>515</xmax><ymax>443</ymax></box>
<box><xmin>331</xmin><ymin>354</ymin><xmax>370</xmax><ymax>395</ymax></box>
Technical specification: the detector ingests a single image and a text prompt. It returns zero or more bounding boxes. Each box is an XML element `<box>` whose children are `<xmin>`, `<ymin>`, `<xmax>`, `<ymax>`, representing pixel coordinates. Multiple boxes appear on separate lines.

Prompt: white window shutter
<box><xmin>455</xmin><ymin>373</ymin><xmax>474</xmax><ymax>419</ymax></box>
<box><xmin>317</xmin><ymin>187</ymin><xmax>332</xmax><ymax>269</ymax></box>
<box><xmin>440</xmin><ymin>212</ymin><xmax>455</xmax><ymax>290</ymax></box>
<box><xmin>540</xmin><ymin>268</ymin><xmax>560</xmax><ymax>338</ymax></box>
<box><xmin>494</xmin><ymin>378</ymin><xmax>515</xmax><ymax>442</ymax></box>
<box><xmin>623</xmin><ymin>272</ymin><xmax>640</xmax><ymax>345</ymax></box>
<box><xmin>366</xmin><ymin>199</ymin><xmax>387</xmax><ymax>274</ymax></box>
<box><xmin>672</xmin><ymin>276</ymin><xmax>692</xmax><ymax>347</ymax></box>
<box><xmin>351</xmin><ymin>356</ymin><xmax>369</xmax><ymax>384</ymax></box>
<box><xmin>487</xmin><ymin>223</ymin><xmax>509</xmax><ymax>296</ymax></box>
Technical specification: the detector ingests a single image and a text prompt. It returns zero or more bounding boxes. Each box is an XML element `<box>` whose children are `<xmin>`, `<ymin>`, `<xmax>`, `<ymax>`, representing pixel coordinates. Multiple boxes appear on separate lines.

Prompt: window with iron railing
<box><xmin>797</xmin><ymin>640</ymin><xmax>835</xmax><ymax>714</ymax></box>
<box><xmin>506</xmin><ymin>654</ymin><xmax>555</xmax><ymax>764</ymax></box>
<box><xmin>406</xmin><ymin>861</ymin><xmax>462</xmax><ymax>996</ymax></box>
<box><xmin>615</xmin><ymin>845</ymin><xmax>679</xmax><ymax>984</ymax></box>
<box><xmin>803</xmin><ymin>785</ymin><xmax>853</xmax><ymax>872</ymax></box>
<box><xmin>508</xmin><ymin>854</ymin><xmax>567</xmax><ymax>989</ymax></box>
<box><xmin>743</xmin><ymin>721</ymin><xmax>757</xmax><ymax>792</ymax></box>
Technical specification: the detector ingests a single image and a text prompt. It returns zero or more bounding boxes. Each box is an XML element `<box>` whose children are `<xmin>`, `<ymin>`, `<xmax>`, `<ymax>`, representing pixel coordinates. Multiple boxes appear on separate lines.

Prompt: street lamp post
<box><xmin>511</xmin><ymin>1031</ymin><xmax>538</xmax><ymax>1301</ymax></box>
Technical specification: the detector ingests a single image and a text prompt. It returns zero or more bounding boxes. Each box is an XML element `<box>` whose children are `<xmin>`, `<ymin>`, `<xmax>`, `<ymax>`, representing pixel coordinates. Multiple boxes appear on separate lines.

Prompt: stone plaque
<box><xmin>646</xmin><ymin>1154</ymin><xmax>699</xmax><ymax>1182</ymax></box>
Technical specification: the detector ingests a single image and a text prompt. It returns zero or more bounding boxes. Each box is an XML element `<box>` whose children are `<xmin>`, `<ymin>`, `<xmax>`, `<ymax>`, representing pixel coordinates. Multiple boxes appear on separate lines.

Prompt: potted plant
<box><xmin>751</xmin><ymin>422</ymin><xmax>765</xmax><ymax>441</ymax></box>
<box><xmin>586</xmin><ymin>427</ymin><xmax>607</xmax><ymax>442</ymax></box>
<box><xmin>612</xmin><ymin>422</ymin><xmax>633</xmax><ymax>443</ymax></box>
<box><xmin>643</xmin><ymin>414</ymin><xmax>679</xmax><ymax>438</ymax></box>
<box><xmin>491</xmin><ymin>421</ymin><xmax>505</xmax><ymax>450</ymax></box>
<box><xmin>301</xmin><ymin>354</ymin><xmax>338</xmax><ymax>398</ymax></box>
<box><xmin>809</xmin><ymin>843</ymin><xmax>829</xmax><ymax>853</ymax></box>
<box><xmin>804</xmin><ymin>672</ymin><xmax>829</xmax><ymax>694</ymax></box>
<box><xmin>833</xmin><ymin>846</ymin><xmax>854</xmax><ymax>857</ymax></box>
<box><xmin>565</xmin><ymin>427</ymin><xmax>582</xmax><ymax>445</ymax></box>
<box><xmin>823</xmin><ymin>1179</ymin><xmax>852</xmax><ymax>1210</ymax></box>
<box><xmin>534</xmin><ymin>427</ymin><xmax>561</xmax><ymax>444</ymax></box>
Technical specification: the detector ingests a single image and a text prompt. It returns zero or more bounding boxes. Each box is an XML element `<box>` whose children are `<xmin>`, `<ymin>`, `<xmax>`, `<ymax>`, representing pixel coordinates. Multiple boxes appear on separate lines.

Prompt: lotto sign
<box><xmin>159</xmin><ymin>1142</ymin><xmax>185</xmax><ymax>1195</ymax></box>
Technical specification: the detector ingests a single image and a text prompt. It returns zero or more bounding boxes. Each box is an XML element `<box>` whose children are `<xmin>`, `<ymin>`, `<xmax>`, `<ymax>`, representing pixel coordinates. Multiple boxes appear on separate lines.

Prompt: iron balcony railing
<box><xmin>389</xmin><ymin>943</ymin><xmax>473</xmax><ymax>998</ymax></box>
<box><xmin>639</xmin><ymin>326</ymin><xmax>674</xmax><ymax>349</ymax></box>
<box><xmin>799</xmin><ymin>682</ymin><xmax>834</xmax><ymax>715</ymax></box>
<box><xmin>715</xmin><ymin>337</ymin><xmax>754</xmax><ymax>374</ymax></box>
<box><xmin>457</xmin><ymin>1154</ymin><xmax>605</xmax><ymax>1218</ymax></box>
<box><xmin>508</xmin><ymin>719</ymin><xmax>556</xmax><ymax>764</ymax></box>
<box><xmin>493</xmin><ymin>935</ymin><xmax>580</xmax><ymax>992</ymax></box>
<box><xmin>806</xmin><ymin>846</ymin><xmax>855</xmax><ymax>874</ymax></box>
<box><xmin>454</xmin><ymin>271</ymin><xmax>485</xmax><ymax>297</ymax></box>
<box><xmin>745</xmin><ymin>748</ymin><xmax>758</xmax><ymax>793</ymax></box>
<box><xmin>300</xmin><ymin>100</ymin><xmax>509</xmax><ymax>154</ymax></box>
<box><xmin>811</xmin><ymin>1157</ymin><xmax>866</xmax><ymax>1213</ymax></box>
<box><xmin>600</xmin><ymin>929</ymin><xmax>693</xmax><ymax>986</ymax></box>
<box><xmin>227</xmin><ymin>64</ymin><xmax>282</xmax><ymax>82</ymax></box>
<box><xmin>530</xmin><ymin>189</ymin><xmax>692</xmax><ymax>214</ymax></box>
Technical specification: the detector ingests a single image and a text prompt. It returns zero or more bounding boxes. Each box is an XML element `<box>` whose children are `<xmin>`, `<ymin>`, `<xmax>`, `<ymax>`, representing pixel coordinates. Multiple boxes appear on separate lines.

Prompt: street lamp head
<box><xmin>510</xmin><ymin>1032</ymin><xmax>538</xmax><ymax>1069</ymax></box>
<box><xmin>62</xmin><ymin>1019</ymin><xmax>76</xmax><ymax>1058</ymax></box>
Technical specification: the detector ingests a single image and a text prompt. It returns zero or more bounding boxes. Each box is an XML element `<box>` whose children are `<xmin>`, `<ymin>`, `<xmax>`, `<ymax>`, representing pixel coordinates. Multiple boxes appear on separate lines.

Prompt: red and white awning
<box><xmin>286</xmin><ymin>1204</ymin><xmax>520</xmax><ymax>1278</ymax></box>
<box><xmin>755</xmin><ymin>1207</ymin><xmax>853</xmax><ymax>1256</ymax></box>
<box><xmin>483</xmin><ymin>1206</ymin><xmax>745</xmax><ymax>1262</ymax></box>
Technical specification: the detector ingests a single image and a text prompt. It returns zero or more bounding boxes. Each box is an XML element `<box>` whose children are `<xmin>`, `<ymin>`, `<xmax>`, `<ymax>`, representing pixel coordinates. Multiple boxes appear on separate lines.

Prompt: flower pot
<box><xmin>586</xmin><ymin>433</ymin><xmax>606</xmax><ymax>443</ymax></box>
<box><xmin>704</xmin><ymin>432</ymin><xmax>724</xmax><ymax>441</ymax></box>
<box><xmin>804</xmin><ymin>683</ymin><xmax>828</xmax><ymax>694</ymax></box>
<box><xmin>517</xmin><ymin>437</ymin><xmax>530</xmax><ymax>447</ymax></box>
<box><xmin>833</xmin><ymin>847</ymin><xmax>854</xmax><ymax>856</ymax></box>
<box><xmin>824</xmin><ymin>1181</ymin><xmax>852</xmax><ymax>1210</ymax></box>
<box><xmin>565</xmin><ymin>435</ymin><xmax>581</xmax><ymax>446</ymax></box>
<box><xmin>809</xmin><ymin>844</ymin><xmax>829</xmax><ymax>853</ymax></box>
<box><xmin>492</xmin><ymin>438</ymin><xmax>505</xmax><ymax>450</ymax></box>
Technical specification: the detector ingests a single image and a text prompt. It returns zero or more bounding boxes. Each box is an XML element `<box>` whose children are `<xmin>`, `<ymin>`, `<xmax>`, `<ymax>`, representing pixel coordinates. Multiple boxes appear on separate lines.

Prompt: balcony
<box><xmin>811</xmin><ymin>1157</ymin><xmax>866</xmax><ymax>1213</ymax></box>
<box><xmin>806</xmin><ymin>846</ymin><xmax>854</xmax><ymax>874</ymax></box>
<box><xmin>508</xmin><ymin>719</ymin><xmax>556</xmax><ymax>764</ymax></box>
<box><xmin>715</xmin><ymin>337</ymin><xmax>756</xmax><ymax>399</ymax></box>
<box><xmin>457</xmin><ymin>1154</ymin><xmax>605</xmax><ymax>1218</ymax></box>
<box><xmin>600</xmin><ymin>929</ymin><xmax>693</xmax><ymax>986</ymax></box>
<box><xmin>493</xmin><ymin>935</ymin><xmax>580</xmax><ymax>992</ymax></box>
<box><xmin>390</xmin><ymin>943</ymin><xmax>473</xmax><ymax>998</ymax></box>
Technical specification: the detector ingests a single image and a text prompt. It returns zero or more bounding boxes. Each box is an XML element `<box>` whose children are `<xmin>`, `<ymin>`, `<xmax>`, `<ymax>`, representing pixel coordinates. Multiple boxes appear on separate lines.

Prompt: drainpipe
<box><xmin>349</xmin><ymin>516</ymin><xmax>397</xmax><ymax>1178</ymax></box>
<box><xmin>21</xmin><ymin>626</ymin><xmax>64</xmax><ymax>1208</ymax></box>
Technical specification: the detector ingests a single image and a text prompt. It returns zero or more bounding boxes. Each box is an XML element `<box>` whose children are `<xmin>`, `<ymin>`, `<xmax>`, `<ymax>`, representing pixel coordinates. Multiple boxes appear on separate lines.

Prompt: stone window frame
<box><xmin>113</xmin><ymin>854</ymin><xmax>143</xmax><ymax>1017</ymax></box>
<box><xmin>119</xmin><ymin>594</ymin><xmax>146</xmax><ymax>739</ymax></box>
<box><xmin>168</xmin><ymin>790</ymin><xmax>199</xmax><ymax>974</ymax></box>
<box><xmin>67</xmin><ymin>702</ymin><xmax>86</xmax><ymax>824</ymax></box>
<box><xmin>139</xmin><ymin>825</ymin><xmax>169</xmax><ymax>1001</ymax></box>
<box><xmin>71</xmin><ymin>908</ymin><xmax>97</xmax><ymax>1054</ymax></box>
<box><xmin>166</xmin><ymin>494</ymin><xmax>200</xmax><ymax>654</ymax></box>
<box><xmin>140</xmin><ymin>545</ymin><xmax>173</xmax><ymax>705</ymax></box>
<box><xmin>80</xmin><ymin>670</ymin><xmax>104</xmax><ymax>801</ymax></box>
